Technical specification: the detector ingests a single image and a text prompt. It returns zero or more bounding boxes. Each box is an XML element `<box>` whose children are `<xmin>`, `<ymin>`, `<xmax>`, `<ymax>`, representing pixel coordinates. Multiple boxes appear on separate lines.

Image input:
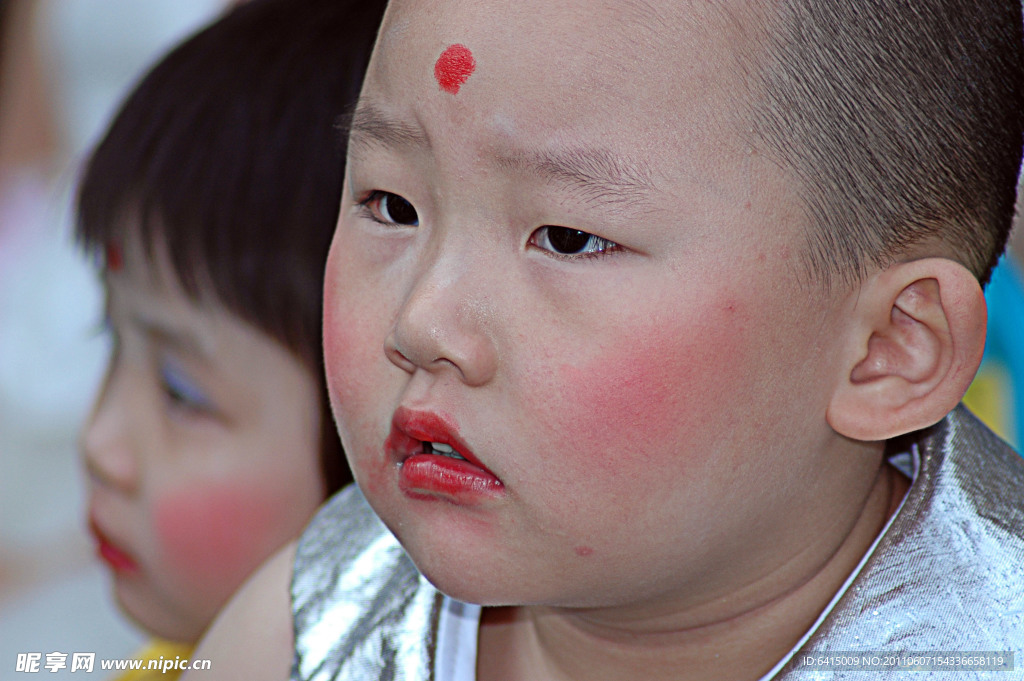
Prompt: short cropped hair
<box><xmin>76</xmin><ymin>0</ymin><xmax>386</xmax><ymax>493</ymax></box>
<box><xmin>754</xmin><ymin>0</ymin><xmax>1024</xmax><ymax>287</ymax></box>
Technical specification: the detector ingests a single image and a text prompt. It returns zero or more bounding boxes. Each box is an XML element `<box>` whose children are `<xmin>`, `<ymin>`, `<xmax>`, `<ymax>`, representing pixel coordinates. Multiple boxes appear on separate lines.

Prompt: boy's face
<box><xmin>326</xmin><ymin>0</ymin><xmax>860</xmax><ymax>613</ymax></box>
<box><xmin>82</xmin><ymin>234</ymin><xmax>325</xmax><ymax>643</ymax></box>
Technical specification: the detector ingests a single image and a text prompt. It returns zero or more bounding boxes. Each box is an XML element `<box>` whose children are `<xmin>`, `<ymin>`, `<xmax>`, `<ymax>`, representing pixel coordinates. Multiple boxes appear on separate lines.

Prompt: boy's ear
<box><xmin>827</xmin><ymin>258</ymin><xmax>986</xmax><ymax>441</ymax></box>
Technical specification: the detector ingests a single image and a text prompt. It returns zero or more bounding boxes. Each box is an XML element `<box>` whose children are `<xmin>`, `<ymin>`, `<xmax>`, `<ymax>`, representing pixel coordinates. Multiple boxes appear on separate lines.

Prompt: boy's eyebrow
<box><xmin>497</xmin><ymin>147</ymin><xmax>659</xmax><ymax>213</ymax></box>
<box><xmin>131</xmin><ymin>312</ymin><xmax>213</xmax><ymax>361</ymax></box>
<box><xmin>345</xmin><ymin>103</ymin><xmax>430</xmax><ymax>152</ymax></box>
<box><xmin>347</xmin><ymin>103</ymin><xmax>661</xmax><ymax>214</ymax></box>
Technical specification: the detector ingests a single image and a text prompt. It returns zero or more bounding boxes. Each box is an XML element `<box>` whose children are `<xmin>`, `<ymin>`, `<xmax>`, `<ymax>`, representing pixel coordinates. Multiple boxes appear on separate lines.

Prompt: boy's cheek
<box><xmin>322</xmin><ymin>266</ymin><xmax>385</xmax><ymax>409</ymax></box>
<box><xmin>322</xmin><ymin>271</ymin><xmax>394</xmax><ymax>495</ymax></box>
<box><xmin>153</xmin><ymin>482</ymin><xmax>286</xmax><ymax>602</ymax></box>
<box><xmin>543</xmin><ymin>301</ymin><xmax>752</xmax><ymax>476</ymax></box>
<box><xmin>322</xmin><ymin>305</ymin><xmax>369</xmax><ymax>407</ymax></box>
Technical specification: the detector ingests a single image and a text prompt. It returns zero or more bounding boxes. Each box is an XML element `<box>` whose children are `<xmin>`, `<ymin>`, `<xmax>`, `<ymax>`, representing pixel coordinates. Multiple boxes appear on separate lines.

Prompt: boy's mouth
<box><xmin>89</xmin><ymin>517</ymin><xmax>140</xmax><ymax>574</ymax></box>
<box><xmin>386</xmin><ymin>407</ymin><xmax>504</xmax><ymax>503</ymax></box>
<box><xmin>423</xmin><ymin>441</ymin><xmax>467</xmax><ymax>460</ymax></box>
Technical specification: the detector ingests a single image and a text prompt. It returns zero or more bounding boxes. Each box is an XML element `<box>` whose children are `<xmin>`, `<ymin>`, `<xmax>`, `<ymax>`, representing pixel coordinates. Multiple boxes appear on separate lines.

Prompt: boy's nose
<box><xmin>80</xmin><ymin>370</ymin><xmax>139</xmax><ymax>493</ymax></box>
<box><xmin>385</xmin><ymin>255</ymin><xmax>498</xmax><ymax>387</ymax></box>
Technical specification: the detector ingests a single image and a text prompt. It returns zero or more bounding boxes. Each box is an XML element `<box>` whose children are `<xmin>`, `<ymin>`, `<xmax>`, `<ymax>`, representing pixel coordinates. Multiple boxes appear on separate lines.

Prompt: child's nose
<box><xmin>79</xmin><ymin>369</ymin><xmax>139</xmax><ymax>492</ymax></box>
<box><xmin>385</xmin><ymin>252</ymin><xmax>499</xmax><ymax>387</ymax></box>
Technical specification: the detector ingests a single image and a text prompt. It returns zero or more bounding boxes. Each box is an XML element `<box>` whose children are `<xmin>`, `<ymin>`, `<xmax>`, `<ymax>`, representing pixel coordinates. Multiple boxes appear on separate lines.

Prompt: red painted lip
<box><xmin>89</xmin><ymin>517</ymin><xmax>139</xmax><ymax>574</ymax></box>
<box><xmin>387</xmin><ymin>407</ymin><xmax>503</xmax><ymax>504</ymax></box>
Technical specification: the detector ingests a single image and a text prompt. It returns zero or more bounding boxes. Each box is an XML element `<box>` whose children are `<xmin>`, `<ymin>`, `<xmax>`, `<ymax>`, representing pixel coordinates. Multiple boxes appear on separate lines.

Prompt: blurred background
<box><xmin>0</xmin><ymin>0</ymin><xmax>1021</xmax><ymax>678</ymax></box>
<box><xmin>1</xmin><ymin>1</ymin><xmax>230</xmax><ymax>676</ymax></box>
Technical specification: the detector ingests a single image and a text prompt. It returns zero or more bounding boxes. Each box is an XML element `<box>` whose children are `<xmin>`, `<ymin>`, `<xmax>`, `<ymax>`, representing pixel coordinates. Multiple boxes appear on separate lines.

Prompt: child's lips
<box><xmin>89</xmin><ymin>517</ymin><xmax>139</xmax><ymax>574</ymax></box>
<box><xmin>398</xmin><ymin>455</ymin><xmax>505</xmax><ymax>503</ymax></box>
<box><xmin>387</xmin><ymin>406</ymin><xmax>504</xmax><ymax>504</ymax></box>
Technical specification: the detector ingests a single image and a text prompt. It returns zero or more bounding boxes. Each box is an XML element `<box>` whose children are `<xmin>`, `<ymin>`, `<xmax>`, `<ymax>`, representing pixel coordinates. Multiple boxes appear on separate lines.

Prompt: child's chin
<box><xmin>406</xmin><ymin>552</ymin><xmax>496</xmax><ymax>603</ymax></box>
<box><xmin>411</xmin><ymin>556</ymin><xmax>545</xmax><ymax>608</ymax></box>
<box><xmin>113</xmin><ymin>580</ymin><xmax>203</xmax><ymax>645</ymax></box>
<box><xmin>422</xmin><ymin>572</ymin><xmax>510</xmax><ymax>606</ymax></box>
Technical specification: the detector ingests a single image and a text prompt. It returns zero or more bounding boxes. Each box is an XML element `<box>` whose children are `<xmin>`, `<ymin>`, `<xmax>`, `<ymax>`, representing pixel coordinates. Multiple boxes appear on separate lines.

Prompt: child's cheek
<box><xmin>323</xmin><ymin>258</ymin><xmax>392</xmax><ymax>496</ymax></box>
<box><xmin>547</xmin><ymin>302</ymin><xmax>749</xmax><ymax>475</ymax></box>
<box><xmin>322</xmin><ymin>299</ymin><xmax>372</xmax><ymax>410</ymax></box>
<box><xmin>153</xmin><ymin>483</ymin><xmax>283</xmax><ymax>602</ymax></box>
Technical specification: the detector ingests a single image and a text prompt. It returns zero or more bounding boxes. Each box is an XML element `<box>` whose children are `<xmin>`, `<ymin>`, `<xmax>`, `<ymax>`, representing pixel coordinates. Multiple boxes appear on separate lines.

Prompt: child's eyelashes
<box><xmin>159</xmin><ymin>359</ymin><xmax>215</xmax><ymax>415</ymax></box>
<box><xmin>354</xmin><ymin>190</ymin><xmax>620</xmax><ymax>260</ymax></box>
<box><xmin>357</xmin><ymin>190</ymin><xmax>419</xmax><ymax>226</ymax></box>
<box><xmin>528</xmin><ymin>225</ymin><xmax>621</xmax><ymax>260</ymax></box>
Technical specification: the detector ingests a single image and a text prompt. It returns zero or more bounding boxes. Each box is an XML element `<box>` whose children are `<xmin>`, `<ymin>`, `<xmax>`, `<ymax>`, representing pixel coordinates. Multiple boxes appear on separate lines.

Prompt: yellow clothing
<box><xmin>110</xmin><ymin>640</ymin><xmax>194</xmax><ymax>681</ymax></box>
<box><xmin>964</xmin><ymin>360</ymin><xmax>1016</xmax><ymax>447</ymax></box>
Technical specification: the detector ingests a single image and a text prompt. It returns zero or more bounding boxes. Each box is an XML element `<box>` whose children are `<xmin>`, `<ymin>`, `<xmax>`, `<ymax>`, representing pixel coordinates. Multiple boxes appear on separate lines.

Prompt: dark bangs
<box><xmin>76</xmin><ymin>0</ymin><xmax>387</xmax><ymax>494</ymax></box>
<box><xmin>76</xmin><ymin>0</ymin><xmax>382</xmax><ymax>371</ymax></box>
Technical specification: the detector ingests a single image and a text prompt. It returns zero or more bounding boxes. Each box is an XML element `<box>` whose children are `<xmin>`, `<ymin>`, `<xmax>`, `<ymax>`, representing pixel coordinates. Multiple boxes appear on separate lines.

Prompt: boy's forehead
<box><xmin>372</xmin><ymin>0</ymin><xmax>762</xmax><ymax>125</ymax></box>
<box><xmin>379</xmin><ymin>0</ymin><xmax>758</xmax><ymax>51</ymax></box>
<box><xmin>365</xmin><ymin>0</ymin><xmax>773</xmax><ymax>201</ymax></box>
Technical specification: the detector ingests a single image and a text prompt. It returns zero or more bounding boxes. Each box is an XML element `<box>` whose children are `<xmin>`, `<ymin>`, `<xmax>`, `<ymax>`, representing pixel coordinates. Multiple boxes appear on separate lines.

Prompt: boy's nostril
<box><xmin>384</xmin><ymin>337</ymin><xmax>418</xmax><ymax>374</ymax></box>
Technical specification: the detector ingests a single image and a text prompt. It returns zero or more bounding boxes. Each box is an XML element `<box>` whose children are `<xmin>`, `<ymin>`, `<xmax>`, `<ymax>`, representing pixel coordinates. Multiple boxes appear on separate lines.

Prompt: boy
<box><xmin>191</xmin><ymin>1</ymin><xmax>1024</xmax><ymax>679</ymax></box>
<box><xmin>75</xmin><ymin>0</ymin><xmax>384</xmax><ymax>675</ymax></box>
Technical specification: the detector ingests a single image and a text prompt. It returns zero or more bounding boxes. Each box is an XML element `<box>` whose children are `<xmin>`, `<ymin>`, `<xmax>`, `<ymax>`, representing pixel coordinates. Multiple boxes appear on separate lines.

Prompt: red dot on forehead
<box><xmin>434</xmin><ymin>44</ymin><xmax>476</xmax><ymax>94</ymax></box>
<box><xmin>105</xmin><ymin>241</ymin><xmax>123</xmax><ymax>272</ymax></box>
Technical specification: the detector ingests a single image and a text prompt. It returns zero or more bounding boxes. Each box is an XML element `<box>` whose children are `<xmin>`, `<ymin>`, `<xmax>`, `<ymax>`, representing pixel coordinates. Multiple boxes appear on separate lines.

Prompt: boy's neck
<box><xmin>478</xmin><ymin>463</ymin><xmax>910</xmax><ymax>681</ymax></box>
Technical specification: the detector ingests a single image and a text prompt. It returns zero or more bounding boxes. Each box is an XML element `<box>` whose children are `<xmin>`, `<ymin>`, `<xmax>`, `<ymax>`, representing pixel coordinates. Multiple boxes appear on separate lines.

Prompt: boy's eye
<box><xmin>529</xmin><ymin>225</ymin><xmax>620</xmax><ymax>258</ymax></box>
<box><xmin>360</xmin><ymin>190</ymin><xmax>419</xmax><ymax>226</ymax></box>
<box><xmin>159</xmin><ymin>360</ymin><xmax>214</xmax><ymax>413</ymax></box>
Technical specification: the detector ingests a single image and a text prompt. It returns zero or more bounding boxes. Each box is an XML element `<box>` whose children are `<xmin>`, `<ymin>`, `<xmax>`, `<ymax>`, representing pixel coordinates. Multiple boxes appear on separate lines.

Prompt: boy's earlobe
<box><xmin>827</xmin><ymin>258</ymin><xmax>986</xmax><ymax>441</ymax></box>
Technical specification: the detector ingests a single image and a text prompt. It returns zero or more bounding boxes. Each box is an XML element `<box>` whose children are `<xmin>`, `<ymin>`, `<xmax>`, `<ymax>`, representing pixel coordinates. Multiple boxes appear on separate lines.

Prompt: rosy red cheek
<box><xmin>323</xmin><ymin>248</ymin><xmax>390</xmax><ymax>495</ymax></box>
<box><xmin>153</xmin><ymin>484</ymin><xmax>282</xmax><ymax>601</ymax></box>
<box><xmin>322</xmin><ymin>285</ymin><xmax>356</xmax><ymax>406</ymax></box>
<box><xmin>323</xmin><ymin>251</ymin><xmax>377</xmax><ymax>415</ymax></box>
<box><xmin>548</xmin><ymin>303</ymin><xmax>748</xmax><ymax>474</ymax></box>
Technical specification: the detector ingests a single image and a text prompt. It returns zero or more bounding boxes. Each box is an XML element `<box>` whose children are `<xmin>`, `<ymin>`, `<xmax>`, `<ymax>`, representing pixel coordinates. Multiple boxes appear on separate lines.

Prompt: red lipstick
<box><xmin>388</xmin><ymin>407</ymin><xmax>503</xmax><ymax>504</ymax></box>
<box><xmin>89</xmin><ymin>518</ymin><xmax>138</xmax><ymax>574</ymax></box>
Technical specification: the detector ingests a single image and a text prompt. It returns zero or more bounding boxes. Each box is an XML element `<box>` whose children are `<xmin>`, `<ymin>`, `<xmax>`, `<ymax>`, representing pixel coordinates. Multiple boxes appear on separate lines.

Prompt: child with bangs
<box><xmin>191</xmin><ymin>1</ymin><xmax>1024</xmax><ymax>680</ymax></box>
<box><xmin>75</xmin><ymin>0</ymin><xmax>384</xmax><ymax>677</ymax></box>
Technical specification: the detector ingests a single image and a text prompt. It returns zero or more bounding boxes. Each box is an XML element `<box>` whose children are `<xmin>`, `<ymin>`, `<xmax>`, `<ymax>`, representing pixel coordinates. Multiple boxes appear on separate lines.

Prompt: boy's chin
<box><xmin>417</xmin><ymin>562</ymin><xmax>489</xmax><ymax>604</ymax></box>
<box><xmin>112</xmin><ymin>578</ymin><xmax>204</xmax><ymax>645</ymax></box>
<box><xmin>418</xmin><ymin>568</ymin><xmax>527</xmax><ymax>608</ymax></box>
<box><xmin>397</xmin><ymin>537</ymin><xmax>523</xmax><ymax>606</ymax></box>
<box><xmin>407</xmin><ymin>546</ymin><xmax>595</xmax><ymax>610</ymax></box>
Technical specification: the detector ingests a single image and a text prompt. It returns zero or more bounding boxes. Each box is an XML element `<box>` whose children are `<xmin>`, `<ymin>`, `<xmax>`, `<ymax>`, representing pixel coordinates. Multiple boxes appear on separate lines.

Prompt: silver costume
<box><xmin>291</xmin><ymin>406</ymin><xmax>1024</xmax><ymax>680</ymax></box>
